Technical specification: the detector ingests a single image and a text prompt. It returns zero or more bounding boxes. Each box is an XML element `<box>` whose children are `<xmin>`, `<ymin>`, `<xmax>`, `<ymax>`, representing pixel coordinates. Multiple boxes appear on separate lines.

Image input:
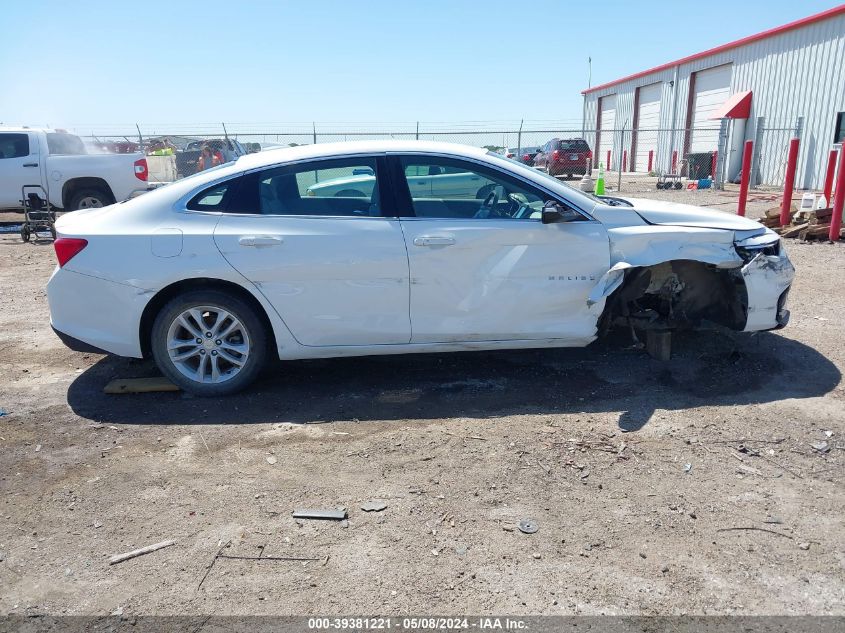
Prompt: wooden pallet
<box><xmin>769</xmin><ymin>207</ymin><xmax>842</xmax><ymax>241</ymax></box>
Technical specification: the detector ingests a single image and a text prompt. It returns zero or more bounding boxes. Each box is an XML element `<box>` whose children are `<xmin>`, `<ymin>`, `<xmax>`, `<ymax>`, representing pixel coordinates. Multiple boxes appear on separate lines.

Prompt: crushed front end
<box><xmin>734</xmin><ymin>234</ymin><xmax>794</xmax><ymax>331</ymax></box>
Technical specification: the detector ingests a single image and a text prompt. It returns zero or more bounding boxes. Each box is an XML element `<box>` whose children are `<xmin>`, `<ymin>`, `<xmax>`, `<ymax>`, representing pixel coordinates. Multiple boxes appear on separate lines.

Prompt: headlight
<box><xmin>735</xmin><ymin>239</ymin><xmax>781</xmax><ymax>263</ymax></box>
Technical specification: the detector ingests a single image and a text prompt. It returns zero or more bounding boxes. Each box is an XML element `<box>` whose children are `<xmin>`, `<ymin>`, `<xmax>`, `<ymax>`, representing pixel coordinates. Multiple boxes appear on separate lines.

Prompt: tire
<box><xmin>49</xmin><ymin>224</ymin><xmax>57</xmax><ymax>240</ymax></box>
<box><xmin>151</xmin><ymin>290</ymin><xmax>268</xmax><ymax>396</ymax></box>
<box><xmin>68</xmin><ymin>188</ymin><xmax>113</xmax><ymax>211</ymax></box>
<box><xmin>20</xmin><ymin>225</ymin><xmax>31</xmax><ymax>242</ymax></box>
<box><xmin>334</xmin><ymin>189</ymin><xmax>365</xmax><ymax>197</ymax></box>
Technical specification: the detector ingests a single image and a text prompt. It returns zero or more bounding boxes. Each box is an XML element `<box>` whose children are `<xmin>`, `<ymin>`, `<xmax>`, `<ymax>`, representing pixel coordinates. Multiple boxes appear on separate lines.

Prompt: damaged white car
<box><xmin>46</xmin><ymin>141</ymin><xmax>794</xmax><ymax>396</ymax></box>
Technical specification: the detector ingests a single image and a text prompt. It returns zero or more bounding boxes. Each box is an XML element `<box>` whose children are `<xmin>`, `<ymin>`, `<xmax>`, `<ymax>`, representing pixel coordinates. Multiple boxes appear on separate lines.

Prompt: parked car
<box><xmin>501</xmin><ymin>147</ymin><xmax>540</xmax><ymax>165</ymax></box>
<box><xmin>534</xmin><ymin>138</ymin><xmax>592</xmax><ymax>178</ymax></box>
<box><xmin>175</xmin><ymin>138</ymin><xmax>248</xmax><ymax>177</ymax></box>
<box><xmin>517</xmin><ymin>146</ymin><xmax>540</xmax><ymax>165</ymax></box>
<box><xmin>47</xmin><ymin>141</ymin><xmax>793</xmax><ymax>396</ymax></box>
<box><xmin>305</xmin><ymin>163</ymin><xmax>499</xmax><ymax>200</ymax></box>
<box><xmin>0</xmin><ymin>127</ymin><xmax>151</xmax><ymax>211</ymax></box>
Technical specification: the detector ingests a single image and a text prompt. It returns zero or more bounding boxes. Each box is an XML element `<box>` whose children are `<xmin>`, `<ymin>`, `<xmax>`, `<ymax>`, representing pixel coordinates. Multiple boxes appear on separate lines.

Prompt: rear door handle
<box><xmin>413</xmin><ymin>236</ymin><xmax>455</xmax><ymax>247</ymax></box>
<box><xmin>238</xmin><ymin>235</ymin><xmax>283</xmax><ymax>247</ymax></box>
<box><xmin>23</xmin><ymin>163</ymin><xmax>38</xmax><ymax>167</ymax></box>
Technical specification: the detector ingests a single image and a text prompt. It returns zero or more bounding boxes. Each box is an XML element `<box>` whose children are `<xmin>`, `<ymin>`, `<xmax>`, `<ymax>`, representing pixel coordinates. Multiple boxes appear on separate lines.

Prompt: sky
<box><xmin>0</xmin><ymin>0</ymin><xmax>840</xmax><ymax>135</ymax></box>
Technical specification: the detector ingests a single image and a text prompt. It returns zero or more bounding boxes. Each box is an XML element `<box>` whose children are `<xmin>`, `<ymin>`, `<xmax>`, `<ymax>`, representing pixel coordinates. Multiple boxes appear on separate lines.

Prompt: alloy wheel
<box><xmin>166</xmin><ymin>306</ymin><xmax>251</xmax><ymax>384</ymax></box>
<box><xmin>77</xmin><ymin>196</ymin><xmax>104</xmax><ymax>209</ymax></box>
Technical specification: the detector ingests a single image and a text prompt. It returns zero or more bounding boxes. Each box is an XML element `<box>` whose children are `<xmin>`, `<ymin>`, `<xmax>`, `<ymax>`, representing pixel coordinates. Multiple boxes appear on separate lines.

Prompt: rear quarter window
<box><xmin>186</xmin><ymin>180</ymin><xmax>236</xmax><ymax>211</ymax></box>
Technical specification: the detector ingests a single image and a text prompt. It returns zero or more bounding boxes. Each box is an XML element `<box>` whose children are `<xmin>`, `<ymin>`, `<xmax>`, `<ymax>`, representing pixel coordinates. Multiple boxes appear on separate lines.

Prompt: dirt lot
<box><xmin>0</xmin><ymin>197</ymin><xmax>844</xmax><ymax>616</ymax></box>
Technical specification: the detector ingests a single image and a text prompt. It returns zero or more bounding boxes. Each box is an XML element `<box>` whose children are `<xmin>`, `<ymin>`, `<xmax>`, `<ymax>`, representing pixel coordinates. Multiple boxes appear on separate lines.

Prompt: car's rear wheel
<box><xmin>151</xmin><ymin>290</ymin><xmax>267</xmax><ymax>396</ymax></box>
<box><xmin>334</xmin><ymin>189</ymin><xmax>365</xmax><ymax>197</ymax></box>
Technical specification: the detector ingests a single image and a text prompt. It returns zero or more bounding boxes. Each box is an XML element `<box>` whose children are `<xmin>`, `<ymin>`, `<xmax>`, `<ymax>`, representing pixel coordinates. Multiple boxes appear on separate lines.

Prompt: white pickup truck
<box><xmin>0</xmin><ymin>127</ymin><xmax>151</xmax><ymax>211</ymax></box>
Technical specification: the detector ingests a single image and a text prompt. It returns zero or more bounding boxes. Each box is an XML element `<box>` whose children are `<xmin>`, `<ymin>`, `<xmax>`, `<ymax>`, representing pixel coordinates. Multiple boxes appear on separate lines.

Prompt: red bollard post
<box><xmin>672</xmin><ymin>150</ymin><xmax>678</xmax><ymax>173</ymax></box>
<box><xmin>711</xmin><ymin>151</ymin><xmax>718</xmax><ymax>180</ymax></box>
<box><xmin>606</xmin><ymin>150</ymin><xmax>611</xmax><ymax>170</ymax></box>
<box><xmin>823</xmin><ymin>149</ymin><xmax>838</xmax><ymax>205</ymax></box>
<box><xmin>829</xmin><ymin>148</ymin><xmax>845</xmax><ymax>241</ymax></box>
<box><xmin>647</xmin><ymin>150</ymin><xmax>653</xmax><ymax>173</ymax></box>
<box><xmin>779</xmin><ymin>138</ymin><xmax>800</xmax><ymax>227</ymax></box>
<box><xmin>623</xmin><ymin>150</ymin><xmax>628</xmax><ymax>172</ymax></box>
<box><xmin>737</xmin><ymin>140</ymin><xmax>753</xmax><ymax>217</ymax></box>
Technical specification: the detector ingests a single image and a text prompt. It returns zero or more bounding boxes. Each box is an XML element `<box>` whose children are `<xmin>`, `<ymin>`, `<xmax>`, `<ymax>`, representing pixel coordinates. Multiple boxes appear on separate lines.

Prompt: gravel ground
<box><xmin>0</xmin><ymin>195</ymin><xmax>843</xmax><ymax>616</ymax></box>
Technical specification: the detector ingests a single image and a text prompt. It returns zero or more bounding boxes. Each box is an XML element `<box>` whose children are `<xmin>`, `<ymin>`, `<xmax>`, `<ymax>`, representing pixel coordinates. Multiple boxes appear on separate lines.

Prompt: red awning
<box><xmin>710</xmin><ymin>91</ymin><xmax>752</xmax><ymax>119</ymax></box>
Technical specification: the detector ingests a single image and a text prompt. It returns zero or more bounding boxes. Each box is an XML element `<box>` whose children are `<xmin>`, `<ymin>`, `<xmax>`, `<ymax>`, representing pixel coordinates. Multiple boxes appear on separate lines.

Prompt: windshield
<box><xmin>47</xmin><ymin>133</ymin><xmax>87</xmax><ymax>155</ymax></box>
<box><xmin>485</xmin><ymin>151</ymin><xmax>604</xmax><ymax>205</ymax></box>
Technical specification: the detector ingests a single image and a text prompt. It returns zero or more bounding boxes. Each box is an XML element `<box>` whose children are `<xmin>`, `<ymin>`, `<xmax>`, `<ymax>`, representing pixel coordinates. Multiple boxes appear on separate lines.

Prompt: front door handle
<box><xmin>238</xmin><ymin>235</ymin><xmax>283</xmax><ymax>248</ymax></box>
<box><xmin>23</xmin><ymin>163</ymin><xmax>38</xmax><ymax>167</ymax></box>
<box><xmin>413</xmin><ymin>236</ymin><xmax>455</xmax><ymax>247</ymax></box>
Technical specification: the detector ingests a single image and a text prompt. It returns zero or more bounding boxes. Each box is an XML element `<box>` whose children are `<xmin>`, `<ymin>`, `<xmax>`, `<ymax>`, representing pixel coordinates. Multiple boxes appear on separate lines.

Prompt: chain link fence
<box><xmin>73</xmin><ymin>119</ymin><xmax>837</xmax><ymax>205</ymax></box>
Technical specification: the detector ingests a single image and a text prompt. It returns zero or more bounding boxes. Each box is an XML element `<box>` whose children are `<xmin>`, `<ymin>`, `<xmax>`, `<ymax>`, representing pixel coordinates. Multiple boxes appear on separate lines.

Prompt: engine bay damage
<box><xmin>599</xmin><ymin>260</ymin><xmax>749</xmax><ymax>338</ymax></box>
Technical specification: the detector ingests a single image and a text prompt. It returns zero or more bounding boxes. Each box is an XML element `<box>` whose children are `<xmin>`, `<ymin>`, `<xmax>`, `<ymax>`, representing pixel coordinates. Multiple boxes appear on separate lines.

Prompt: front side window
<box><xmin>0</xmin><ymin>133</ymin><xmax>30</xmax><ymax>159</ymax></box>
<box><xmin>398</xmin><ymin>156</ymin><xmax>552</xmax><ymax>220</ymax></box>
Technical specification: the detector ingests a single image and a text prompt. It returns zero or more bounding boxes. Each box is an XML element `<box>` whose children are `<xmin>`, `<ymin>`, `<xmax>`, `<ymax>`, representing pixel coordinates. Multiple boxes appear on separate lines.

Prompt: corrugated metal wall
<box><xmin>583</xmin><ymin>12</ymin><xmax>845</xmax><ymax>187</ymax></box>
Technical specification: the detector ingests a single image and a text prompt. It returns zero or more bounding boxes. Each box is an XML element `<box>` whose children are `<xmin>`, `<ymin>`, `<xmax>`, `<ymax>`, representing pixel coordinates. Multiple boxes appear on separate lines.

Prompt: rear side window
<box><xmin>46</xmin><ymin>133</ymin><xmax>87</xmax><ymax>155</ymax></box>
<box><xmin>226</xmin><ymin>157</ymin><xmax>382</xmax><ymax>216</ymax></box>
<box><xmin>0</xmin><ymin>133</ymin><xmax>30</xmax><ymax>159</ymax></box>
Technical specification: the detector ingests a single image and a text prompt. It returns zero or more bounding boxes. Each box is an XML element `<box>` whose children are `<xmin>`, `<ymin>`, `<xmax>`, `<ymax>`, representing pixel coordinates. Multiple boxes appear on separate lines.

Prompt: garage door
<box><xmin>688</xmin><ymin>64</ymin><xmax>732</xmax><ymax>153</ymax></box>
<box><xmin>598</xmin><ymin>94</ymin><xmax>617</xmax><ymax>169</ymax></box>
<box><xmin>634</xmin><ymin>83</ymin><xmax>661</xmax><ymax>172</ymax></box>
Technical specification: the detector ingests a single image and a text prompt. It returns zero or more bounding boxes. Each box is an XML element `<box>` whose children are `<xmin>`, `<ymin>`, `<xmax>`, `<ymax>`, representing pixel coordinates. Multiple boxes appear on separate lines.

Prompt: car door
<box><xmin>212</xmin><ymin>155</ymin><xmax>411</xmax><ymax>347</ymax></box>
<box><xmin>0</xmin><ymin>132</ymin><xmax>41</xmax><ymax>209</ymax></box>
<box><xmin>391</xmin><ymin>153</ymin><xmax>610</xmax><ymax>343</ymax></box>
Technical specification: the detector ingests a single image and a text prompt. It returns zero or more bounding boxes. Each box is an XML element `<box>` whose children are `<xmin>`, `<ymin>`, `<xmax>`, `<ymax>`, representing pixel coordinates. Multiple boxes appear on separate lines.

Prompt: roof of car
<box><xmin>0</xmin><ymin>126</ymin><xmax>63</xmax><ymax>134</ymax></box>
<box><xmin>234</xmin><ymin>140</ymin><xmax>490</xmax><ymax>170</ymax></box>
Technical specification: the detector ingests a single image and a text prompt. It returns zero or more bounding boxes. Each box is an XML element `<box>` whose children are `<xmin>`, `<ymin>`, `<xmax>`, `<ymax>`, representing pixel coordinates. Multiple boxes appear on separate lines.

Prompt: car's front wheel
<box><xmin>151</xmin><ymin>290</ymin><xmax>267</xmax><ymax>396</ymax></box>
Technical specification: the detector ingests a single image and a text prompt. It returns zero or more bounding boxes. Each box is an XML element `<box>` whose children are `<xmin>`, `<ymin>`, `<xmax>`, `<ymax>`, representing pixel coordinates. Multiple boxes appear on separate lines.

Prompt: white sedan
<box><xmin>47</xmin><ymin>141</ymin><xmax>794</xmax><ymax>396</ymax></box>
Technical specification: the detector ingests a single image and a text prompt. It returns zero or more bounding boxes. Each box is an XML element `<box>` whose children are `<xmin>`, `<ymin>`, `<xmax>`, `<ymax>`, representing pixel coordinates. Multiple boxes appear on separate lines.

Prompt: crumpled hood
<box><xmin>618</xmin><ymin>197</ymin><xmax>765</xmax><ymax>231</ymax></box>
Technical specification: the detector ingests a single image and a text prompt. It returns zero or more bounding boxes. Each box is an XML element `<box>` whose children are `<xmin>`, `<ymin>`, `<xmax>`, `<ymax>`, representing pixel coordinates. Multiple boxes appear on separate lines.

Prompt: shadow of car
<box><xmin>66</xmin><ymin>330</ymin><xmax>839</xmax><ymax>433</ymax></box>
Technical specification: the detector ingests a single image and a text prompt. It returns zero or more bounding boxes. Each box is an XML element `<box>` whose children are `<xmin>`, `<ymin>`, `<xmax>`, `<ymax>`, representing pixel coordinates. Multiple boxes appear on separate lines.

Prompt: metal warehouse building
<box><xmin>581</xmin><ymin>4</ymin><xmax>845</xmax><ymax>189</ymax></box>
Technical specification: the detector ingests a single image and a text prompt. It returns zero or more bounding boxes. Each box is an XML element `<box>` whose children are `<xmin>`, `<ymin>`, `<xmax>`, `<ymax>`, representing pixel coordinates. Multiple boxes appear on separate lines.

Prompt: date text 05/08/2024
<box><xmin>307</xmin><ymin>617</ymin><xmax>528</xmax><ymax>630</ymax></box>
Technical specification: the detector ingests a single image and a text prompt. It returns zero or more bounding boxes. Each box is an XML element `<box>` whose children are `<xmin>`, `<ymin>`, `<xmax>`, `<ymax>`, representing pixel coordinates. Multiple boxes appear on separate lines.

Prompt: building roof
<box><xmin>582</xmin><ymin>4</ymin><xmax>845</xmax><ymax>95</ymax></box>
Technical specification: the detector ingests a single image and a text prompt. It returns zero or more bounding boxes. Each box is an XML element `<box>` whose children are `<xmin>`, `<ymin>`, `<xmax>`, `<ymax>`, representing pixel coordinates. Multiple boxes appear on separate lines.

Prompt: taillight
<box><xmin>552</xmin><ymin>150</ymin><xmax>559</xmax><ymax>161</ymax></box>
<box><xmin>134</xmin><ymin>158</ymin><xmax>148</xmax><ymax>181</ymax></box>
<box><xmin>54</xmin><ymin>238</ymin><xmax>88</xmax><ymax>267</ymax></box>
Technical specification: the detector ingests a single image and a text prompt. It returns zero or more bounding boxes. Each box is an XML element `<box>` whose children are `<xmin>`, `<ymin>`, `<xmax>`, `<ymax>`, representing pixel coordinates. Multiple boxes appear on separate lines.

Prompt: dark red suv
<box><xmin>533</xmin><ymin>138</ymin><xmax>592</xmax><ymax>178</ymax></box>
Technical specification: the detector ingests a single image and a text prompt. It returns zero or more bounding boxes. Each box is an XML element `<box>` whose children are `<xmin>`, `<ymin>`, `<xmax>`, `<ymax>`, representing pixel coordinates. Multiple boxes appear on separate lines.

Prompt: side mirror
<box><xmin>542</xmin><ymin>201</ymin><xmax>579</xmax><ymax>224</ymax></box>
